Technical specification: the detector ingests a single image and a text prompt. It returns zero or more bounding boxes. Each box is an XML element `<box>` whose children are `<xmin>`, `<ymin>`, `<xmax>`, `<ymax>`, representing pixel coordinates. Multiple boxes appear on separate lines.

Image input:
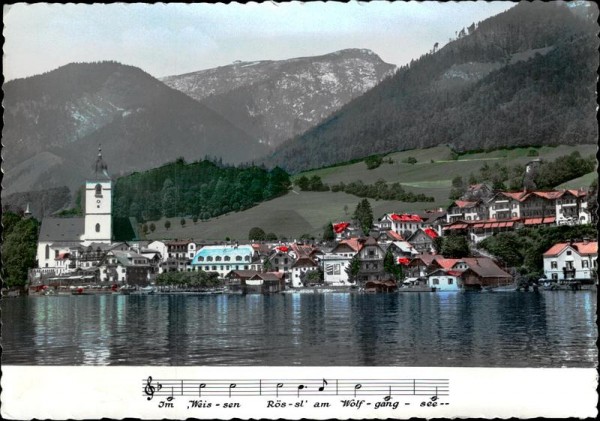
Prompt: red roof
<box><xmin>336</xmin><ymin>238</ymin><xmax>362</xmax><ymax>252</ymax></box>
<box><xmin>544</xmin><ymin>241</ymin><xmax>598</xmax><ymax>256</ymax></box>
<box><xmin>423</xmin><ymin>228</ymin><xmax>438</xmax><ymax>239</ymax></box>
<box><xmin>276</xmin><ymin>246</ymin><xmax>289</xmax><ymax>252</ymax></box>
<box><xmin>454</xmin><ymin>200</ymin><xmax>478</xmax><ymax>208</ymax></box>
<box><xmin>333</xmin><ymin>222</ymin><xmax>350</xmax><ymax>234</ymax></box>
<box><xmin>435</xmin><ymin>258</ymin><xmax>460</xmax><ymax>270</ymax></box>
<box><xmin>386</xmin><ymin>230</ymin><xmax>404</xmax><ymax>241</ymax></box>
<box><xmin>391</xmin><ymin>213</ymin><xmax>423</xmax><ymax>222</ymax></box>
<box><xmin>397</xmin><ymin>257</ymin><xmax>410</xmax><ymax>265</ymax></box>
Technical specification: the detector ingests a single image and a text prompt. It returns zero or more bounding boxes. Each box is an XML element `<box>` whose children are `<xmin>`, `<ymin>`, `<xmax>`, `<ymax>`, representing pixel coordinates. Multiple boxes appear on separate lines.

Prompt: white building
<box><xmin>290</xmin><ymin>257</ymin><xmax>319</xmax><ymax>288</ymax></box>
<box><xmin>542</xmin><ymin>240</ymin><xmax>597</xmax><ymax>282</ymax></box>
<box><xmin>36</xmin><ymin>147</ymin><xmax>113</xmax><ymax>271</ymax></box>
<box><xmin>322</xmin><ymin>254</ymin><xmax>353</xmax><ymax>286</ymax></box>
<box><xmin>426</xmin><ymin>269</ymin><xmax>462</xmax><ymax>291</ymax></box>
<box><xmin>191</xmin><ymin>244</ymin><xmax>254</xmax><ymax>278</ymax></box>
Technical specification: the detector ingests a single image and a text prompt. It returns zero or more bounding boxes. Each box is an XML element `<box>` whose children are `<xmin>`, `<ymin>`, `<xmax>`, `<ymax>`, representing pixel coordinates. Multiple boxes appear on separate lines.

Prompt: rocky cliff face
<box><xmin>162</xmin><ymin>49</ymin><xmax>396</xmax><ymax>148</ymax></box>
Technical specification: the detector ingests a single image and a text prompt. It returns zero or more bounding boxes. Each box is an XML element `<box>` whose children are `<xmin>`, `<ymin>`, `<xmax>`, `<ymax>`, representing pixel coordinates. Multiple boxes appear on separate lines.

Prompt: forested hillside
<box><xmin>113</xmin><ymin>158</ymin><xmax>290</xmax><ymax>222</ymax></box>
<box><xmin>267</xmin><ymin>2</ymin><xmax>598</xmax><ymax>172</ymax></box>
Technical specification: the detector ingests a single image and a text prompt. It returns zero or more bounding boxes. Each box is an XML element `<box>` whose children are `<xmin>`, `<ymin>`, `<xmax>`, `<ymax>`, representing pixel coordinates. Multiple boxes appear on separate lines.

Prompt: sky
<box><xmin>3</xmin><ymin>1</ymin><xmax>515</xmax><ymax>82</ymax></box>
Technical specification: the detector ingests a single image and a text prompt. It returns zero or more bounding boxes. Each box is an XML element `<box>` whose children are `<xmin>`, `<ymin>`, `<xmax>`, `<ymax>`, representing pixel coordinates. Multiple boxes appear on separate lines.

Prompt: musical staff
<box><xmin>143</xmin><ymin>377</ymin><xmax>449</xmax><ymax>399</ymax></box>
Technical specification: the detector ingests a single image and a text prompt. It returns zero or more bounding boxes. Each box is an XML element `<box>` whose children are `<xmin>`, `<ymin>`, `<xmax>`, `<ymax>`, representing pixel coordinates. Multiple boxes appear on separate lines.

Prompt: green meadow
<box><xmin>147</xmin><ymin>144</ymin><xmax>596</xmax><ymax>241</ymax></box>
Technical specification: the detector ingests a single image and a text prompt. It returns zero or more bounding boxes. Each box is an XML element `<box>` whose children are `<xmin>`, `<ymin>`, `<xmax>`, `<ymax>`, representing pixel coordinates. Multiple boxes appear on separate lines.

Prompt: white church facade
<box><xmin>35</xmin><ymin>148</ymin><xmax>114</xmax><ymax>273</ymax></box>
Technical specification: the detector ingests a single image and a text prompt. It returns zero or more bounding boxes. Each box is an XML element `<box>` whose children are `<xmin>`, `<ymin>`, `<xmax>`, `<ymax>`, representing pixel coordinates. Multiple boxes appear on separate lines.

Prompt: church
<box><xmin>35</xmin><ymin>148</ymin><xmax>114</xmax><ymax>272</ymax></box>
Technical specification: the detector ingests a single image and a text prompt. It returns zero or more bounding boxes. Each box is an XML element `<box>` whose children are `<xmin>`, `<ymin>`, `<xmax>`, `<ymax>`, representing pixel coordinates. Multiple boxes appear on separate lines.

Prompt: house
<box><xmin>290</xmin><ymin>257</ymin><xmax>320</xmax><ymax>288</ymax></box>
<box><xmin>386</xmin><ymin>240</ymin><xmax>419</xmax><ymax>260</ymax></box>
<box><xmin>456</xmin><ymin>257</ymin><xmax>512</xmax><ymax>290</ymax></box>
<box><xmin>378</xmin><ymin>213</ymin><xmax>426</xmax><ymax>238</ymax></box>
<box><xmin>321</xmin><ymin>254</ymin><xmax>353</xmax><ymax>286</ymax></box>
<box><xmin>245</xmin><ymin>272</ymin><xmax>286</xmax><ymax>294</ymax></box>
<box><xmin>224</xmin><ymin>269</ymin><xmax>261</xmax><ymax>292</ymax></box>
<box><xmin>356</xmin><ymin>237</ymin><xmax>386</xmax><ymax>284</ymax></box>
<box><xmin>406</xmin><ymin>254</ymin><xmax>437</xmax><ymax>279</ymax></box>
<box><xmin>98</xmin><ymin>250</ymin><xmax>152</xmax><ymax>285</ymax></box>
<box><xmin>191</xmin><ymin>244</ymin><xmax>254</xmax><ymax>278</ymax></box>
<box><xmin>332</xmin><ymin>221</ymin><xmax>362</xmax><ymax>240</ymax></box>
<box><xmin>554</xmin><ymin>189</ymin><xmax>590</xmax><ymax>226</ymax></box>
<box><xmin>407</xmin><ymin>228</ymin><xmax>439</xmax><ymax>254</ymax></box>
<box><xmin>330</xmin><ymin>238</ymin><xmax>362</xmax><ymax>258</ymax></box>
<box><xmin>487</xmin><ymin>191</ymin><xmax>524</xmax><ymax>220</ymax></box>
<box><xmin>267</xmin><ymin>245</ymin><xmax>296</xmax><ymax>283</ymax></box>
<box><xmin>426</xmin><ymin>269</ymin><xmax>462</xmax><ymax>291</ymax></box>
<box><xmin>148</xmin><ymin>240</ymin><xmax>168</xmax><ymax>262</ymax></box>
<box><xmin>543</xmin><ymin>240</ymin><xmax>598</xmax><ymax>283</ymax></box>
<box><xmin>446</xmin><ymin>200</ymin><xmax>487</xmax><ymax>223</ymax></box>
<box><xmin>374</xmin><ymin>230</ymin><xmax>404</xmax><ymax>244</ymax></box>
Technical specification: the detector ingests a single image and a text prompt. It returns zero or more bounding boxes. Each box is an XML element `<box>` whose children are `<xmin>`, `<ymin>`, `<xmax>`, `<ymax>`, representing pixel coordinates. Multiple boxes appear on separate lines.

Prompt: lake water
<box><xmin>1</xmin><ymin>291</ymin><xmax>596</xmax><ymax>367</ymax></box>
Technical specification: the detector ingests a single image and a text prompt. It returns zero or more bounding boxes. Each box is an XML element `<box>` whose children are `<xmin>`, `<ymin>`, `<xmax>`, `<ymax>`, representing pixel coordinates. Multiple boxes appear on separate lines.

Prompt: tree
<box><xmin>263</xmin><ymin>257</ymin><xmax>272</xmax><ymax>272</ymax></box>
<box><xmin>440</xmin><ymin>235</ymin><xmax>470</xmax><ymax>258</ymax></box>
<box><xmin>249</xmin><ymin>227</ymin><xmax>266</xmax><ymax>241</ymax></box>
<box><xmin>180</xmin><ymin>218</ymin><xmax>186</xmax><ymax>228</ymax></box>
<box><xmin>343</xmin><ymin>204</ymin><xmax>349</xmax><ymax>215</ymax></box>
<box><xmin>323</xmin><ymin>222</ymin><xmax>335</xmax><ymax>241</ymax></box>
<box><xmin>402</xmin><ymin>157</ymin><xmax>417</xmax><ymax>164</ymax></box>
<box><xmin>164</xmin><ymin>220</ymin><xmax>171</xmax><ymax>230</ymax></box>
<box><xmin>192</xmin><ymin>215</ymin><xmax>198</xmax><ymax>224</ymax></box>
<box><xmin>449</xmin><ymin>175</ymin><xmax>466</xmax><ymax>200</ymax></box>
<box><xmin>353</xmin><ymin>199</ymin><xmax>373</xmax><ymax>234</ymax></box>
<box><xmin>161</xmin><ymin>178</ymin><xmax>178</xmax><ymax>218</ymax></box>
<box><xmin>149</xmin><ymin>223</ymin><xmax>156</xmax><ymax>233</ymax></box>
<box><xmin>346</xmin><ymin>256</ymin><xmax>361</xmax><ymax>284</ymax></box>
<box><xmin>1</xmin><ymin>213</ymin><xmax>39</xmax><ymax>289</ymax></box>
<box><xmin>383</xmin><ymin>250</ymin><xmax>403</xmax><ymax>280</ymax></box>
<box><xmin>301</xmin><ymin>269</ymin><xmax>324</xmax><ymax>286</ymax></box>
<box><xmin>142</xmin><ymin>224</ymin><xmax>148</xmax><ymax>235</ymax></box>
<box><xmin>295</xmin><ymin>175</ymin><xmax>310</xmax><ymax>191</ymax></box>
<box><xmin>365</xmin><ymin>155</ymin><xmax>383</xmax><ymax>170</ymax></box>
<box><xmin>266</xmin><ymin>232</ymin><xmax>278</xmax><ymax>241</ymax></box>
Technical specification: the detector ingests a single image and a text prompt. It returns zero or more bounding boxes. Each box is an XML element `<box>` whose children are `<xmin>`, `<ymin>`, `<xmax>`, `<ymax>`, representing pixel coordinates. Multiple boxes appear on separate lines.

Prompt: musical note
<box><xmin>167</xmin><ymin>387</ymin><xmax>174</xmax><ymax>402</ymax></box>
<box><xmin>297</xmin><ymin>384</ymin><xmax>305</xmax><ymax>398</ymax></box>
<box><xmin>276</xmin><ymin>383</ymin><xmax>283</xmax><ymax>397</ymax></box>
<box><xmin>354</xmin><ymin>383</ymin><xmax>362</xmax><ymax>397</ymax></box>
<box><xmin>198</xmin><ymin>383</ymin><xmax>206</xmax><ymax>397</ymax></box>
<box><xmin>229</xmin><ymin>383</ymin><xmax>237</xmax><ymax>398</ymax></box>
<box><xmin>384</xmin><ymin>385</ymin><xmax>392</xmax><ymax>401</ymax></box>
<box><xmin>318</xmin><ymin>379</ymin><xmax>328</xmax><ymax>392</ymax></box>
<box><xmin>144</xmin><ymin>376</ymin><xmax>162</xmax><ymax>401</ymax></box>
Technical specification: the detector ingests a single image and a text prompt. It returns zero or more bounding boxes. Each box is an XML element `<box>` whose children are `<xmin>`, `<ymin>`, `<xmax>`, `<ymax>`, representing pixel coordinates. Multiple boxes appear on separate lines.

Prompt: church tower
<box><xmin>83</xmin><ymin>146</ymin><xmax>112</xmax><ymax>244</ymax></box>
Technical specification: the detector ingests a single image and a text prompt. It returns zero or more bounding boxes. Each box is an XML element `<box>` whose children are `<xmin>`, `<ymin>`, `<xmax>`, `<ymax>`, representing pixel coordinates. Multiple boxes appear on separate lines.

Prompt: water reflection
<box><xmin>1</xmin><ymin>292</ymin><xmax>596</xmax><ymax>367</ymax></box>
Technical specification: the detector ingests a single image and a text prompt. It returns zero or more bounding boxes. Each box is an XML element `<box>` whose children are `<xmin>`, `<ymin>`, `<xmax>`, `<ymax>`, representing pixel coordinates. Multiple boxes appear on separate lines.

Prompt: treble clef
<box><xmin>145</xmin><ymin>376</ymin><xmax>161</xmax><ymax>400</ymax></box>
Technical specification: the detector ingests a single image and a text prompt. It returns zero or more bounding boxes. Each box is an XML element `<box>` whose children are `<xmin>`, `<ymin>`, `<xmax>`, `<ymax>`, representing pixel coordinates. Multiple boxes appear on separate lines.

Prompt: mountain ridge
<box><xmin>265</xmin><ymin>2</ymin><xmax>598</xmax><ymax>173</ymax></box>
<box><xmin>161</xmin><ymin>48</ymin><xmax>396</xmax><ymax>148</ymax></box>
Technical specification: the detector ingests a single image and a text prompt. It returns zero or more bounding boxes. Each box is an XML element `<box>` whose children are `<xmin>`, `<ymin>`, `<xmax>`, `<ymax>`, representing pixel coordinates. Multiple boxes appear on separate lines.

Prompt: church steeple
<box><xmin>94</xmin><ymin>145</ymin><xmax>110</xmax><ymax>179</ymax></box>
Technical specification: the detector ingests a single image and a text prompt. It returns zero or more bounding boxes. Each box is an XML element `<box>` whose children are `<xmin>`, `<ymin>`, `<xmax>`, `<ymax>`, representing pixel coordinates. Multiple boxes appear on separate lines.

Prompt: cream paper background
<box><xmin>1</xmin><ymin>366</ymin><xmax>597</xmax><ymax>419</ymax></box>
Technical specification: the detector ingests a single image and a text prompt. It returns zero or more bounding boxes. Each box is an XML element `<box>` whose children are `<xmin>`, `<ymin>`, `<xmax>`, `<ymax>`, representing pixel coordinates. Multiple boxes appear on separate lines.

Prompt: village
<box><xmin>26</xmin><ymin>151</ymin><xmax>598</xmax><ymax>296</ymax></box>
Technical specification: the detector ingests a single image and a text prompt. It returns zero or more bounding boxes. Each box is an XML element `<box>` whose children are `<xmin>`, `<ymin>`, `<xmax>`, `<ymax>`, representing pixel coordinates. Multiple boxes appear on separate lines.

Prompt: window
<box><xmin>552</xmin><ymin>273</ymin><xmax>558</xmax><ymax>280</ymax></box>
<box><xmin>45</xmin><ymin>245</ymin><xmax>50</xmax><ymax>260</ymax></box>
<box><xmin>448</xmin><ymin>279</ymin><xmax>453</xmax><ymax>285</ymax></box>
<box><xmin>284</xmin><ymin>258</ymin><xmax>288</xmax><ymax>264</ymax></box>
<box><xmin>565</xmin><ymin>262</ymin><xmax>573</xmax><ymax>270</ymax></box>
<box><xmin>95</xmin><ymin>223</ymin><xmax>101</xmax><ymax>233</ymax></box>
<box><xmin>207</xmin><ymin>256</ymin><xmax>213</xmax><ymax>262</ymax></box>
<box><xmin>236</xmin><ymin>256</ymin><xmax>242</xmax><ymax>261</ymax></box>
<box><xmin>566</xmin><ymin>250</ymin><xmax>572</xmax><ymax>256</ymax></box>
<box><xmin>582</xmin><ymin>260</ymin><xmax>589</xmax><ymax>268</ymax></box>
<box><xmin>212</xmin><ymin>266</ymin><xmax>217</xmax><ymax>270</ymax></box>
<box><xmin>224</xmin><ymin>256</ymin><xmax>230</xmax><ymax>261</ymax></box>
<box><xmin>432</xmin><ymin>278</ymin><xmax>439</xmax><ymax>285</ymax></box>
<box><xmin>551</xmin><ymin>261</ymin><xmax>557</xmax><ymax>269</ymax></box>
<box><xmin>216</xmin><ymin>256</ymin><xmax>222</xmax><ymax>262</ymax></box>
<box><xmin>244</xmin><ymin>256</ymin><xmax>250</xmax><ymax>262</ymax></box>
<box><xmin>197</xmin><ymin>256</ymin><xmax>204</xmax><ymax>262</ymax></box>
<box><xmin>95</xmin><ymin>184</ymin><xmax>102</xmax><ymax>197</ymax></box>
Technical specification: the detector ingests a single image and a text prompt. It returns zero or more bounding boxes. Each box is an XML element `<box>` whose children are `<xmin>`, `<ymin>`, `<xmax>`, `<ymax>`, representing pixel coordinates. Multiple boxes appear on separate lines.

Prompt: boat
<box><xmin>138</xmin><ymin>286</ymin><xmax>156</xmax><ymax>295</ymax></box>
<box><xmin>119</xmin><ymin>285</ymin><xmax>137</xmax><ymax>295</ymax></box>
<box><xmin>483</xmin><ymin>284</ymin><xmax>517</xmax><ymax>292</ymax></box>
